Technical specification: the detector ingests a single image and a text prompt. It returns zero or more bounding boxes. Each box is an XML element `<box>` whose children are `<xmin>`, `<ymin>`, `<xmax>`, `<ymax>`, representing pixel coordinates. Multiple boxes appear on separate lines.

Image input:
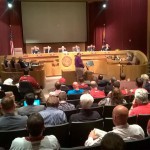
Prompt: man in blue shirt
<box><xmin>67</xmin><ymin>82</ymin><xmax>84</xmax><ymax>95</ymax></box>
<box><xmin>75</xmin><ymin>53</ymin><xmax>84</xmax><ymax>81</ymax></box>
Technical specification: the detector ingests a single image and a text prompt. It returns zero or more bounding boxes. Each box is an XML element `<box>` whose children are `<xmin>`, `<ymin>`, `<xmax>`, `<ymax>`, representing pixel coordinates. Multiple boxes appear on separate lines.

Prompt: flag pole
<box><xmin>9</xmin><ymin>25</ymin><xmax>14</xmax><ymax>55</ymax></box>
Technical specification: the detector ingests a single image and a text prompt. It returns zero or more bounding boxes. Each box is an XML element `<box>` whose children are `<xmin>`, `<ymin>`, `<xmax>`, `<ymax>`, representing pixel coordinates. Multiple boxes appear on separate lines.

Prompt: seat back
<box><xmin>0</xmin><ymin>129</ymin><xmax>28</xmax><ymax>149</ymax></box>
<box><xmin>1</xmin><ymin>84</ymin><xmax>22</xmax><ymax>102</ymax></box>
<box><xmin>19</xmin><ymin>81</ymin><xmax>34</xmax><ymax>97</ymax></box>
<box><xmin>60</xmin><ymin>144</ymin><xmax>101</xmax><ymax>150</ymax></box>
<box><xmin>103</xmin><ymin>117</ymin><xmax>114</xmax><ymax>132</ymax></box>
<box><xmin>43</xmin><ymin>123</ymin><xmax>69</xmax><ymax>147</ymax></box>
<box><xmin>67</xmin><ymin>94</ymin><xmax>82</xmax><ymax>100</ymax></box>
<box><xmin>125</xmin><ymin>136</ymin><xmax>150</xmax><ymax>150</ymax></box>
<box><xmin>137</xmin><ymin>114</ymin><xmax>150</xmax><ymax>136</ymax></box>
<box><xmin>103</xmin><ymin>105</ymin><xmax>116</xmax><ymax>118</ymax></box>
<box><xmin>64</xmin><ymin>109</ymin><xmax>78</xmax><ymax>122</ymax></box>
<box><xmin>69</xmin><ymin>119</ymin><xmax>103</xmax><ymax>147</ymax></box>
<box><xmin>128</xmin><ymin>115</ymin><xmax>137</xmax><ymax>124</ymax></box>
<box><xmin>67</xmin><ymin>99</ymin><xmax>80</xmax><ymax>107</ymax></box>
<box><xmin>14</xmin><ymin>63</ymin><xmax>23</xmax><ymax>72</ymax></box>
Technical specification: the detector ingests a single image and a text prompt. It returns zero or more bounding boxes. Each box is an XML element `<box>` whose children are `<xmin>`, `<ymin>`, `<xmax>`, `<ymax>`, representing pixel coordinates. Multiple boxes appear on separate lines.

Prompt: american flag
<box><xmin>10</xmin><ymin>25</ymin><xmax>14</xmax><ymax>55</ymax></box>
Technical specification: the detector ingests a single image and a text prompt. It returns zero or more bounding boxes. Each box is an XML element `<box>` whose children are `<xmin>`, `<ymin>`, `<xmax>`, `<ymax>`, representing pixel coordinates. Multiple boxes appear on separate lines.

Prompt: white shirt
<box><xmin>3</xmin><ymin>78</ymin><xmax>19</xmax><ymax>87</ymax></box>
<box><xmin>10</xmin><ymin>135</ymin><xmax>60</xmax><ymax>150</ymax></box>
<box><xmin>85</xmin><ymin>124</ymin><xmax>145</xmax><ymax>147</ymax></box>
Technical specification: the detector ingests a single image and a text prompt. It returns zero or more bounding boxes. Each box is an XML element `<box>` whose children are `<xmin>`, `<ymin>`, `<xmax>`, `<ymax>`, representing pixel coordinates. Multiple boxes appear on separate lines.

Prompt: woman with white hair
<box><xmin>70</xmin><ymin>93</ymin><xmax>101</xmax><ymax>122</ymax></box>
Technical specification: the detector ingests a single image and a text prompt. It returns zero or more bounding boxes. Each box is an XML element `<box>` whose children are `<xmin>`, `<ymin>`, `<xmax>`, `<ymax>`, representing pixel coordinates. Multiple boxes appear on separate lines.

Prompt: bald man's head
<box><xmin>73</xmin><ymin>82</ymin><xmax>79</xmax><ymax>90</ymax></box>
<box><xmin>112</xmin><ymin>105</ymin><xmax>128</xmax><ymax>126</ymax></box>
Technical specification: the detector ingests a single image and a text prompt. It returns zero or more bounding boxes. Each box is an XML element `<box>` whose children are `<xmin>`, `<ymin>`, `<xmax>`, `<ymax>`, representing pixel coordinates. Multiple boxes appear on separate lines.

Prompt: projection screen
<box><xmin>21</xmin><ymin>2</ymin><xmax>87</xmax><ymax>43</ymax></box>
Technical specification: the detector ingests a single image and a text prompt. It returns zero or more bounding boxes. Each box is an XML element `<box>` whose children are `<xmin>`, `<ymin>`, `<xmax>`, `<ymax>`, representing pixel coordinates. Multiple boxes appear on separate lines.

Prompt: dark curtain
<box><xmin>0</xmin><ymin>0</ymin><xmax>23</xmax><ymax>55</ymax></box>
<box><xmin>88</xmin><ymin>0</ymin><xmax>147</xmax><ymax>54</ymax></box>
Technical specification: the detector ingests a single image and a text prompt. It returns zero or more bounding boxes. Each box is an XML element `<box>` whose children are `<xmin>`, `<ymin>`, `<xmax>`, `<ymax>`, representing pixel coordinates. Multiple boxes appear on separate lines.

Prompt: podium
<box><xmin>62</xmin><ymin>69</ymin><xmax>76</xmax><ymax>85</ymax></box>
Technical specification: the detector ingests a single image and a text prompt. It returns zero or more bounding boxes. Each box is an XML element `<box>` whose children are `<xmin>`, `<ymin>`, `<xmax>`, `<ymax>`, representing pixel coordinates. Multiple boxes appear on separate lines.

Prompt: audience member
<box><xmin>3</xmin><ymin>55</ymin><xmax>8</xmax><ymax>67</ymax></box>
<box><xmin>120</xmin><ymin>73</ymin><xmax>126</xmax><ymax>81</ymax></box>
<box><xmin>130</xmin><ymin>77</ymin><xmax>145</xmax><ymax>94</ymax></box>
<box><xmin>10</xmin><ymin>113</ymin><xmax>60</xmax><ymax>150</ymax></box>
<box><xmin>97</xmin><ymin>74</ymin><xmax>109</xmax><ymax>87</ymax></box>
<box><xmin>90</xmin><ymin>81</ymin><xmax>105</xmax><ymax>98</ymax></box>
<box><xmin>70</xmin><ymin>93</ymin><xmax>101</xmax><ymax>122</ymax></box>
<box><xmin>85</xmin><ymin>105</ymin><xmax>144</xmax><ymax>146</ymax></box>
<box><xmin>49</xmin><ymin>81</ymin><xmax>62</xmax><ymax>96</ymax></box>
<box><xmin>104</xmin><ymin>77</ymin><xmax>117</xmax><ymax>95</ymax></box>
<box><xmin>67</xmin><ymin>82</ymin><xmax>84</xmax><ymax>95</ymax></box>
<box><xmin>19</xmin><ymin>69</ymin><xmax>45</xmax><ymax>102</ymax></box>
<box><xmin>39</xmin><ymin>96</ymin><xmax>67</xmax><ymax>126</ymax></box>
<box><xmin>32</xmin><ymin>46</ymin><xmax>40</xmax><ymax>54</ymax></box>
<box><xmin>98</xmin><ymin>87</ymin><xmax>126</xmax><ymax>106</ymax></box>
<box><xmin>129</xmin><ymin>88</ymin><xmax>150</xmax><ymax>116</ymax></box>
<box><xmin>58</xmin><ymin>92</ymin><xmax>75</xmax><ymax>111</ymax></box>
<box><xmin>141</xmin><ymin>74</ymin><xmax>150</xmax><ymax>93</ymax></box>
<box><xmin>18</xmin><ymin>57</ymin><xmax>28</xmax><ymax>68</ymax></box>
<box><xmin>18</xmin><ymin>93</ymin><xmax>45</xmax><ymax>116</ymax></box>
<box><xmin>0</xmin><ymin>96</ymin><xmax>27</xmax><ymax>130</ymax></box>
<box><xmin>101</xmin><ymin>132</ymin><xmax>125</xmax><ymax>150</ymax></box>
<box><xmin>59</xmin><ymin>77</ymin><xmax>69</xmax><ymax>92</ymax></box>
<box><xmin>10</xmin><ymin>57</ymin><xmax>16</xmax><ymax>68</ymax></box>
<box><xmin>78</xmin><ymin>77</ymin><xmax>89</xmax><ymax>89</ymax></box>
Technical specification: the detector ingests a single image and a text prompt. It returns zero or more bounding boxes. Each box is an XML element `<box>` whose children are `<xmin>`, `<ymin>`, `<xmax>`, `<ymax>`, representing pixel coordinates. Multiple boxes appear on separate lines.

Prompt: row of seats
<box><xmin>0</xmin><ymin>117</ymin><xmax>150</xmax><ymax>149</ymax></box>
<box><xmin>1</xmin><ymin>62</ymin><xmax>24</xmax><ymax>72</ymax></box>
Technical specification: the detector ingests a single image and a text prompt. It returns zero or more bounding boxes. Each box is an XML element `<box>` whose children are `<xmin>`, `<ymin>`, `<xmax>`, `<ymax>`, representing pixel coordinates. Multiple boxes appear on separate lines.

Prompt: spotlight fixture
<box><xmin>102</xmin><ymin>3</ymin><xmax>107</xmax><ymax>8</ymax></box>
<box><xmin>7</xmin><ymin>0</ymin><xmax>13</xmax><ymax>9</ymax></box>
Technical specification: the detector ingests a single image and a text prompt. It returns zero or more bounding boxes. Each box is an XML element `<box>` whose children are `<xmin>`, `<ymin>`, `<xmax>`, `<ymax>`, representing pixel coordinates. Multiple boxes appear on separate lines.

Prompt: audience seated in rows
<box><xmin>19</xmin><ymin>69</ymin><xmax>46</xmax><ymax>102</ymax></box>
<box><xmin>104</xmin><ymin>76</ymin><xmax>117</xmax><ymax>95</ymax></box>
<box><xmin>90</xmin><ymin>81</ymin><xmax>105</xmax><ymax>98</ymax></box>
<box><xmin>39</xmin><ymin>96</ymin><xmax>67</xmax><ymax>126</ymax></box>
<box><xmin>100</xmin><ymin>132</ymin><xmax>125</xmax><ymax>150</ymax></box>
<box><xmin>67</xmin><ymin>82</ymin><xmax>84</xmax><ymax>95</ymax></box>
<box><xmin>49</xmin><ymin>81</ymin><xmax>62</xmax><ymax>97</ymax></box>
<box><xmin>130</xmin><ymin>77</ymin><xmax>145</xmax><ymax>94</ymax></box>
<box><xmin>58</xmin><ymin>92</ymin><xmax>75</xmax><ymax>111</ymax></box>
<box><xmin>141</xmin><ymin>74</ymin><xmax>150</xmax><ymax>93</ymax></box>
<box><xmin>78</xmin><ymin>77</ymin><xmax>89</xmax><ymax>89</ymax></box>
<box><xmin>10</xmin><ymin>113</ymin><xmax>60</xmax><ymax>150</ymax></box>
<box><xmin>129</xmin><ymin>88</ymin><xmax>150</xmax><ymax>116</ymax></box>
<box><xmin>3</xmin><ymin>75</ymin><xmax>20</xmax><ymax>88</ymax></box>
<box><xmin>85</xmin><ymin>105</ymin><xmax>145</xmax><ymax>147</ymax></box>
<box><xmin>70</xmin><ymin>93</ymin><xmax>101</xmax><ymax>122</ymax></box>
<box><xmin>98</xmin><ymin>87</ymin><xmax>127</xmax><ymax>106</ymax></box>
<box><xmin>0</xmin><ymin>96</ymin><xmax>28</xmax><ymax>130</ymax></box>
<box><xmin>59</xmin><ymin>78</ymin><xmax>69</xmax><ymax>92</ymax></box>
<box><xmin>17</xmin><ymin>93</ymin><xmax>45</xmax><ymax>116</ymax></box>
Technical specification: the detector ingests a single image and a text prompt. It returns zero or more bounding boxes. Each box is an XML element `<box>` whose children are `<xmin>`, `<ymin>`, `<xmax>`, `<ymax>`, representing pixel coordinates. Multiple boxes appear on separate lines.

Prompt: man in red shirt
<box><xmin>90</xmin><ymin>81</ymin><xmax>105</xmax><ymax>98</ymax></box>
<box><xmin>129</xmin><ymin>88</ymin><xmax>150</xmax><ymax>116</ymax></box>
<box><xmin>19</xmin><ymin>69</ymin><xmax>45</xmax><ymax>102</ymax></box>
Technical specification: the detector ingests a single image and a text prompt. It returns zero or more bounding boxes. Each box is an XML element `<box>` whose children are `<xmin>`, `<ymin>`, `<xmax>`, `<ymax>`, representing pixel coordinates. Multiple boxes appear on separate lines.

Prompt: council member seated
<box><xmin>31</xmin><ymin>46</ymin><xmax>40</xmax><ymax>54</ymax></box>
<box><xmin>44</xmin><ymin>46</ymin><xmax>52</xmax><ymax>53</ymax></box>
<box><xmin>72</xmin><ymin>45</ymin><xmax>80</xmax><ymax>52</ymax></box>
<box><xmin>58</xmin><ymin>46</ymin><xmax>67</xmax><ymax>52</ymax></box>
<box><xmin>101</xmin><ymin>43</ymin><xmax>111</xmax><ymax>51</ymax></box>
<box><xmin>87</xmin><ymin>44</ymin><xmax>95</xmax><ymax>51</ymax></box>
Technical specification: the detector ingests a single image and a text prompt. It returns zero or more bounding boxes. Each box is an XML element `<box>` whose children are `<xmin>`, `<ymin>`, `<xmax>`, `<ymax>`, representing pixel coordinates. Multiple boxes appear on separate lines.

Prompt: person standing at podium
<box><xmin>75</xmin><ymin>53</ymin><xmax>84</xmax><ymax>81</ymax></box>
